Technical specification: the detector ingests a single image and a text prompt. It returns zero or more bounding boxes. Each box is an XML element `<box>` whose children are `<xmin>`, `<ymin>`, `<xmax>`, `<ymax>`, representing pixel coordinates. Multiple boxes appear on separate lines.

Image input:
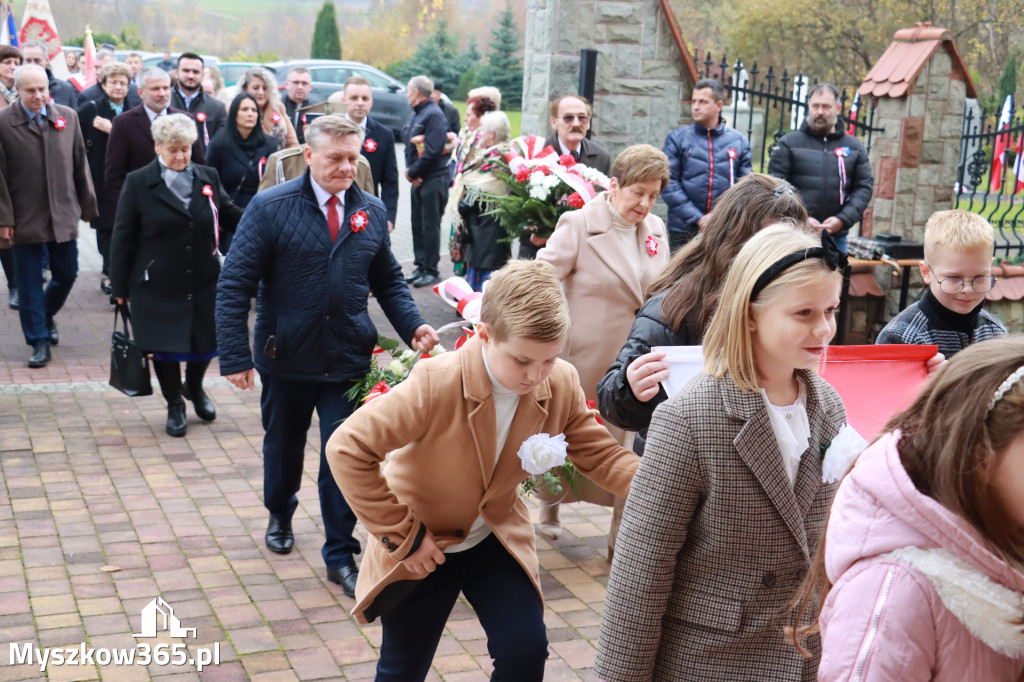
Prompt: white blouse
<box><xmin>759</xmin><ymin>381</ymin><xmax>810</xmax><ymax>488</ymax></box>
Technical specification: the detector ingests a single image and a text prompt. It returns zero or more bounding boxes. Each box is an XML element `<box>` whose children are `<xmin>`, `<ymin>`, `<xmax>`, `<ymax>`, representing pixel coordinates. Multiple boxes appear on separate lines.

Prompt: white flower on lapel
<box><xmin>821</xmin><ymin>424</ymin><xmax>869</xmax><ymax>484</ymax></box>
<box><xmin>517</xmin><ymin>433</ymin><xmax>568</xmax><ymax>475</ymax></box>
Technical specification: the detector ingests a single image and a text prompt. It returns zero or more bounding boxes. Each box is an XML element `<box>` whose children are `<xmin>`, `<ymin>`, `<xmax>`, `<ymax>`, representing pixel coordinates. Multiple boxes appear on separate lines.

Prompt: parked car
<box><xmin>267</xmin><ymin>59</ymin><xmax>410</xmax><ymax>137</ymax></box>
<box><xmin>217</xmin><ymin>61</ymin><xmax>274</xmax><ymax>88</ymax></box>
<box><xmin>141</xmin><ymin>53</ymin><xmax>220</xmax><ymax>69</ymax></box>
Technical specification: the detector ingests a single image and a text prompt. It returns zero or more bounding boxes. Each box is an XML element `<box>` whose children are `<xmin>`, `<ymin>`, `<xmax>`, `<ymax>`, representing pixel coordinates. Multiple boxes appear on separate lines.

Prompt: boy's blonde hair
<box><xmin>480</xmin><ymin>260</ymin><xmax>570</xmax><ymax>343</ymax></box>
<box><xmin>703</xmin><ymin>224</ymin><xmax>841</xmax><ymax>392</ymax></box>
<box><xmin>923</xmin><ymin>210</ymin><xmax>994</xmax><ymax>261</ymax></box>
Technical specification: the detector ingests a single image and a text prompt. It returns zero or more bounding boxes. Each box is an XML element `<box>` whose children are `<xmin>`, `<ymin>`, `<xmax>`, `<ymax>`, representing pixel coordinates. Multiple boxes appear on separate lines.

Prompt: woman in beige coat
<box><xmin>537</xmin><ymin>144</ymin><xmax>670</xmax><ymax>546</ymax></box>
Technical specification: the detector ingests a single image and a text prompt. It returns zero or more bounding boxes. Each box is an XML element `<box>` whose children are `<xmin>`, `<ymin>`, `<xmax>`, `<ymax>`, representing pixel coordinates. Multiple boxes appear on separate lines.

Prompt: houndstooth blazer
<box><xmin>594</xmin><ymin>369</ymin><xmax>846</xmax><ymax>682</ymax></box>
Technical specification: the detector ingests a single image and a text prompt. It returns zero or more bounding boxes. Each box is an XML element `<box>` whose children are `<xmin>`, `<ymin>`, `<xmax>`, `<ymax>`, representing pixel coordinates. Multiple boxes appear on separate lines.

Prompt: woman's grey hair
<box><xmin>305</xmin><ymin>114</ymin><xmax>364</xmax><ymax>151</ymax></box>
<box><xmin>479</xmin><ymin>111</ymin><xmax>511</xmax><ymax>143</ymax></box>
<box><xmin>152</xmin><ymin>113</ymin><xmax>198</xmax><ymax>146</ymax></box>
<box><xmin>242</xmin><ymin>67</ymin><xmax>282</xmax><ymax>109</ymax></box>
<box><xmin>408</xmin><ymin>75</ymin><xmax>433</xmax><ymax>98</ymax></box>
<box><xmin>13</xmin><ymin>63</ymin><xmax>46</xmax><ymax>89</ymax></box>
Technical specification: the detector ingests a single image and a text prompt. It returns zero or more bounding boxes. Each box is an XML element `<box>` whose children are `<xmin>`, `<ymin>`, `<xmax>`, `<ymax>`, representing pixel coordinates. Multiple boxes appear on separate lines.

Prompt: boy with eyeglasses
<box><xmin>877</xmin><ymin>210</ymin><xmax>1006</xmax><ymax>357</ymax></box>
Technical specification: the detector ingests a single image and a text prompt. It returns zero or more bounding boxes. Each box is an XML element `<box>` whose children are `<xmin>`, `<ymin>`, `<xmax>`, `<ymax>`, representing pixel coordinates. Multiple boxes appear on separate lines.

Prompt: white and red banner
<box><xmin>19</xmin><ymin>0</ymin><xmax>67</xmax><ymax>78</ymax></box>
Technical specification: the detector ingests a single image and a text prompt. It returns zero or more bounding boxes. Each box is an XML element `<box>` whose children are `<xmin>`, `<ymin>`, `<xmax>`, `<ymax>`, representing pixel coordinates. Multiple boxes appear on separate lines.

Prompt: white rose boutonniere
<box><xmin>821</xmin><ymin>423</ymin><xmax>869</xmax><ymax>484</ymax></box>
<box><xmin>517</xmin><ymin>433</ymin><xmax>569</xmax><ymax>475</ymax></box>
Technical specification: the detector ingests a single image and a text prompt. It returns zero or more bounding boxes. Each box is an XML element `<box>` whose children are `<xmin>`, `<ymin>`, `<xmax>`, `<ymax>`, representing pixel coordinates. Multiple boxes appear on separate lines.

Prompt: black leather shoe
<box><xmin>165</xmin><ymin>401</ymin><xmax>187</xmax><ymax>437</ymax></box>
<box><xmin>46</xmin><ymin>319</ymin><xmax>59</xmax><ymax>346</ymax></box>
<box><xmin>7</xmin><ymin>287</ymin><xmax>17</xmax><ymax>310</ymax></box>
<box><xmin>27</xmin><ymin>341</ymin><xmax>50</xmax><ymax>368</ymax></box>
<box><xmin>100</xmin><ymin>276</ymin><xmax>112</xmax><ymax>295</ymax></box>
<box><xmin>404</xmin><ymin>268</ymin><xmax>424</xmax><ymax>284</ymax></box>
<box><xmin>265</xmin><ymin>516</ymin><xmax>294</xmax><ymax>554</ymax></box>
<box><xmin>326</xmin><ymin>561</ymin><xmax>359</xmax><ymax>597</ymax></box>
<box><xmin>182</xmin><ymin>384</ymin><xmax>216</xmax><ymax>422</ymax></box>
<box><xmin>412</xmin><ymin>273</ymin><xmax>440</xmax><ymax>288</ymax></box>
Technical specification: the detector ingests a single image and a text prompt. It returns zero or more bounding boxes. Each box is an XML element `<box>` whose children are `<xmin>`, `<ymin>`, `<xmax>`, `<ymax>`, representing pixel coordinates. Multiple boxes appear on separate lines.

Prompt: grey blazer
<box><xmin>594</xmin><ymin>369</ymin><xmax>846</xmax><ymax>682</ymax></box>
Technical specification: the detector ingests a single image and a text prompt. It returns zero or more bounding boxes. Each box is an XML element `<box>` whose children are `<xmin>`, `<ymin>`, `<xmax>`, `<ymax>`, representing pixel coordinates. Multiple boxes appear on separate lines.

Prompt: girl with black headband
<box><xmin>596</xmin><ymin>224</ymin><xmax>850</xmax><ymax>681</ymax></box>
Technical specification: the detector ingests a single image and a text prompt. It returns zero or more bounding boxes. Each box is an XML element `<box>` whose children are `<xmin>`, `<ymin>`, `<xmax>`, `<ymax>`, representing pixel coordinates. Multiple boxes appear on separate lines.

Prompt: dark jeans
<box><xmin>12</xmin><ymin>240</ymin><xmax>78</xmax><ymax>346</ymax></box>
<box><xmin>0</xmin><ymin>248</ymin><xmax>14</xmax><ymax>289</ymax></box>
<box><xmin>259</xmin><ymin>374</ymin><xmax>361</xmax><ymax>568</ymax></box>
<box><xmin>668</xmin><ymin>229</ymin><xmax>697</xmax><ymax>253</ymax></box>
<box><xmin>376</xmin><ymin>534</ymin><xmax>548</xmax><ymax>681</ymax></box>
<box><xmin>410</xmin><ymin>174</ymin><xmax>448</xmax><ymax>277</ymax></box>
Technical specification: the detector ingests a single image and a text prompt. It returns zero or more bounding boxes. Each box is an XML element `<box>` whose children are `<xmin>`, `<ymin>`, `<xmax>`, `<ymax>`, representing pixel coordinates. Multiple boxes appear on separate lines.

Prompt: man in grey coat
<box><xmin>0</xmin><ymin>64</ymin><xmax>98</xmax><ymax>367</ymax></box>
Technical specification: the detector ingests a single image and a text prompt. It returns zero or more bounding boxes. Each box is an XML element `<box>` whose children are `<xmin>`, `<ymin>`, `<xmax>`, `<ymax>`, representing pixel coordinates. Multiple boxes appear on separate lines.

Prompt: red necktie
<box><xmin>327</xmin><ymin>195</ymin><xmax>340</xmax><ymax>241</ymax></box>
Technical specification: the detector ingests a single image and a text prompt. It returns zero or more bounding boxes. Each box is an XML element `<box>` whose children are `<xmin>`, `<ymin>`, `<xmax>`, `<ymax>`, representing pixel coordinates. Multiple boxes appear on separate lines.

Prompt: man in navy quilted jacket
<box><xmin>661</xmin><ymin>79</ymin><xmax>752</xmax><ymax>251</ymax></box>
<box><xmin>215</xmin><ymin>115</ymin><xmax>439</xmax><ymax>597</ymax></box>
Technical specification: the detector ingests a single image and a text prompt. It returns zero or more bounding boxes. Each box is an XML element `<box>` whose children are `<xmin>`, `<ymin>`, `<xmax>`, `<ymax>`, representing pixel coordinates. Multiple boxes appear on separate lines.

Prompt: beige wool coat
<box><xmin>0</xmin><ymin>102</ymin><xmax>97</xmax><ymax>246</ymax></box>
<box><xmin>326</xmin><ymin>335</ymin><xmax>640</xmax><ymax>624</ymax></box>
<box><xmin>537</xmin><ymin>194</ymin><xmax>668</xmax><ymax>441</ymax></box>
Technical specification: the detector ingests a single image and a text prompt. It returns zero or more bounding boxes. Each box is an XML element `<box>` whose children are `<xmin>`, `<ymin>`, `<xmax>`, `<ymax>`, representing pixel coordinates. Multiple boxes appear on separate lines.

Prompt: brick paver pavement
<box><xmin>0</xmin><ymin>228</ymin><xmax>617</xmax><ymax>680</ymax></box>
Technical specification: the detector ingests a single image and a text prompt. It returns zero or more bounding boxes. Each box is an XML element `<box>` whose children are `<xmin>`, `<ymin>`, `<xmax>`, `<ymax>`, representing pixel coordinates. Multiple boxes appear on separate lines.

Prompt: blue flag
<box><xmin>5</xmin><ymin>3</ymin><xmax>17</xmax><ymax>47</ymax></box>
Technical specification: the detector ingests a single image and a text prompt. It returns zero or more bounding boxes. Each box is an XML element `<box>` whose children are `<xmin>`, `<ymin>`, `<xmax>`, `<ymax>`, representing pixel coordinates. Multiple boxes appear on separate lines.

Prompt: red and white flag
<box><xmin>19</xmin><ymin>0</ymin><xmax>67</xmax><ymax>78</ymax></box>
<box><xmin>81</xmin><ymin>27</ymin><xmax>96</xmax><ymax>87</ymax></box>
<box><xmin>1013</xmin><ymin>131</ymin><xmax>1024</xmax><ymax>195</ymax></box>
<box><xmin>990</xmin><ymin>95</ymin><xmax>1013</xmax><ymax>194</ymax></box>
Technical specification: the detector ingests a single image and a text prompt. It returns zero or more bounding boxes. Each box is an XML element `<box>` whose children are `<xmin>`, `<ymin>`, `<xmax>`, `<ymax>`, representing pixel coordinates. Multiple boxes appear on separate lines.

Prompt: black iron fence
<box><xmin>694</xmin><ymin>52</ymin><xmax>884</xmax><ymax>173</ymax></box>
<box><xmin>956</xmin><ymin>103</ymin><xmax>1024</xmax><ymax>260</ymax></box>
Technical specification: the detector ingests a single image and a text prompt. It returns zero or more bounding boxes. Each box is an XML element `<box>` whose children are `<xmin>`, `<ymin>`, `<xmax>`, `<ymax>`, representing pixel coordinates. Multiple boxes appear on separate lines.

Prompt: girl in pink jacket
<box><xmin>794</xmin><ymin>335</ymin><xmax>1024</xmax><ymax>681</ymax></box>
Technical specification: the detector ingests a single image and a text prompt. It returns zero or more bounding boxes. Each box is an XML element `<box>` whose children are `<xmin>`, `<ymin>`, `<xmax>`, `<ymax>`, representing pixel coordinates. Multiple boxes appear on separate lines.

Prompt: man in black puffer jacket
<box><xmin>768</xmin><ymin>83</ymin><xmax>873</xmax><ymax>252</ymax></box>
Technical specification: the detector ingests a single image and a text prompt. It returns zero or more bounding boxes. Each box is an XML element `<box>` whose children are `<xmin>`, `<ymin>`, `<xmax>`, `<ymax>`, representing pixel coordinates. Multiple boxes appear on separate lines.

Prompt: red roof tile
<box><xmin>848</xmin><ymin>272</ymin><xmax>885</xmax><ymax>298</ymax></box>
<box><xmin>858</xmin><ymin>23</ymin><xmax>977</xmax><ymax>99</ymax></box>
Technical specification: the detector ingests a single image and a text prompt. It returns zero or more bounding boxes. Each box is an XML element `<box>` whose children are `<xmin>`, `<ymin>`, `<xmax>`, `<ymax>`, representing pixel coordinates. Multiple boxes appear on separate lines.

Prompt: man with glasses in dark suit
<box><xmin>519</xmin><ymin>95</ymin><xmax>612</xmax><ymax>260</ymax></box>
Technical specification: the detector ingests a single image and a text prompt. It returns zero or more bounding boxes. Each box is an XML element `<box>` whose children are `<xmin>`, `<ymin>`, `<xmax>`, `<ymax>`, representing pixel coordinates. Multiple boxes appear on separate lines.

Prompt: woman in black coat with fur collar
<box><xmin>205</xmin><ymin>93</ymin><xmax>280</xmax><ymax>208</ymax></box>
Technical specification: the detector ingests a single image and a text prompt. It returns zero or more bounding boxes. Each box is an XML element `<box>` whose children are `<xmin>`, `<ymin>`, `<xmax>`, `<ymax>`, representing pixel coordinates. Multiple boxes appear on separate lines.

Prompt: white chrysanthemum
<box><xmin>529</xmin><ymin>185</ymin><xmax>550</xmax><ymax>200</ymax></box>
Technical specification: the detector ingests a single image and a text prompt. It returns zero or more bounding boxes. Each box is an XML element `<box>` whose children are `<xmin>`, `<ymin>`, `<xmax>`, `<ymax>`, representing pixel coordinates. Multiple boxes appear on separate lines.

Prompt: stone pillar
<box><xmin>521</xmin><ymin>0</ymin><xmax>697</xmax><ymax>160</ymax></box>
<box><xmin>857</xmin><ymin>25</ymin><xmax>977</xmax><ymax>315</ymax></box>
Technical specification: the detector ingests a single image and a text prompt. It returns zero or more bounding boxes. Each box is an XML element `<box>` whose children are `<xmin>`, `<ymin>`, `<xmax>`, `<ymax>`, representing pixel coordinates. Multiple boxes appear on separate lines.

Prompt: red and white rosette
<box><xmin>203</xmin><ymin>184</ymin><xmax>220</xmax><ymax>254</ymax></box>
<box><xmin>271</xmin><ymin>112</ymin><xmax>281</xmax><ymax>125</ymax></box>
<box><xmin>54</xmin><ymin>117</ymin><xmax>66</xmax><ymax>131</ymax></box>
<box><xmin>364</xmin><ymin>138</ymin><xmax>377</xmax><ymax>153</ymax></box>
<box><xmin>645</xmin><ymin>235</ymin><xmax>659</xmax><ymax>257</ymax></box>
<box><xmin>835</xmin><ymin>147</ymin><xmax>848</xmax><ymax>205</ymax></box>
<box><xmin>350</xmin><ymin>210</ymin><xmax>368</xmax><ymax>233</ymax></box>
<box><xmin>727</xmin><ymin>147</ymin><xmax>737</xmax><ymax>186</ymax></box>
<box><xmin>196</xmin><ymin>112</ymin><xmax>209</xmax><ymax>146</ymax></box>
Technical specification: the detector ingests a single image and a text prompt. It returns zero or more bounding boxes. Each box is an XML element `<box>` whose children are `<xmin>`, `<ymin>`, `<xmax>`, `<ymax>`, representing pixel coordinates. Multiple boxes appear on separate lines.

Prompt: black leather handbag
<box><xmin>109</xmin><ymin>303</ymin><xmax>153</xmax><ymax>397</ymax></box>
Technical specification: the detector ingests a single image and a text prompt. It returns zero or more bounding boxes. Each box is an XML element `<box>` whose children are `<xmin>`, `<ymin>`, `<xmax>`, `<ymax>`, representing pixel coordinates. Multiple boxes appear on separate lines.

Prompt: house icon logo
<box><xmin>133</xmin><ymin>597</ymin><xmax>197</xmax><ymax>638</ymax></box>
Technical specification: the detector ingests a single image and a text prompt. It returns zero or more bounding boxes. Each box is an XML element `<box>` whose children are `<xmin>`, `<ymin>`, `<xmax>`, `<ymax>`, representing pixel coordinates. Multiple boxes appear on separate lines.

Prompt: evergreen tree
<box><xmin>310</xmin><ymin>0</ymin><xmax>342</xmax><ymax>60</ymax></box>
<box><xmin>998</xmin><ymin>55</ymin><xmax>1017</xmax><ymax>106</ymax></box>
<box><xmin>390</xmin><ymin>19</ymin><xmax>478</xmax><ymax>94</ymax></box>
<box><xmin>482</xmin><ymin>9</ymin><xmax>523</xmax><ymax>108</ymax></box>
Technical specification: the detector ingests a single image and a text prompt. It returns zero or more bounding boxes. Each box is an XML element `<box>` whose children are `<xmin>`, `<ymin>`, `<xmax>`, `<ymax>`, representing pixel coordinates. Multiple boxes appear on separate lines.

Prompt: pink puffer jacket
<box><xmin>818</xmin><ymin>431</ymin><xmax>1024</xmax><ymax>681</ymax></box>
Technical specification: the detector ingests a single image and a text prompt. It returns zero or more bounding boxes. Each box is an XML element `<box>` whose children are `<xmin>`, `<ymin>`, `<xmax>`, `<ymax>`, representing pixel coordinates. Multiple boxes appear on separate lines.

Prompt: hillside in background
<box><xmin>12</xmin><ymin>0</ymin><xmax>506</xmax><ymax>65</ymax></box>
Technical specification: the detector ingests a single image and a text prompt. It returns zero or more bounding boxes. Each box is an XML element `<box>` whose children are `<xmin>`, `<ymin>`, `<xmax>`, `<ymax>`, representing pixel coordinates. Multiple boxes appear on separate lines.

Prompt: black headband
<box><xmin>750</xmin><ymin>230</ymin><xmax>848</xmax><ymax>301</ymax></box>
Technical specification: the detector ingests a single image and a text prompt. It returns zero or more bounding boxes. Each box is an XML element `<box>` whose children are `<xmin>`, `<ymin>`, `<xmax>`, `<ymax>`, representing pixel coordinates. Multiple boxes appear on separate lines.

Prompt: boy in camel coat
<box><xmin>327</xmin><ymin>259</ymin><xmax>639</xmax><ymax>680</ymax></box>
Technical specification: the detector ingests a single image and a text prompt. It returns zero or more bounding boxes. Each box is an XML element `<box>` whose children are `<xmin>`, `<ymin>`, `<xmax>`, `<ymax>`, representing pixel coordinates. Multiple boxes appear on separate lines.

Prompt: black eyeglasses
<box><xmin>925</xmin><ymin>266</ymin><xmax>998</xmax><ymax>295</ymax></box>
<box><xmin>561</xmin><ymin>114</ymin><xmax>589</xmax><ymax>124</ymax></box>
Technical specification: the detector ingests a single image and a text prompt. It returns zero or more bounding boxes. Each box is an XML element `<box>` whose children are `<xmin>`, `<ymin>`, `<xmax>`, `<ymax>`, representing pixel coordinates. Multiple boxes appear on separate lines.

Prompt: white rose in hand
<box><xmin>517</xmin><ymin>433</ymin><xmax>569</xmax><ymax>475</ymax></box>
<box><xmin>821</xmin><ymin>424</ymin><xmax>868</xmax><ymax>484</ymax></box>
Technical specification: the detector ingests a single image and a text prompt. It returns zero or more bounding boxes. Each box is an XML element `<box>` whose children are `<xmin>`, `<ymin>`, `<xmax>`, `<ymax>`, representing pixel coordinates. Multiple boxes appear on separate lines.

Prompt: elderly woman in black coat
<box><xmin>205</xmin><ymin>93</ymin><xmax>280</xmax><ymax>208</ymax></box>
<box><xmin>78</xmin><ymin>61</ymin><xmax>133</xmax><ymax>294</ymax></box>
<box><xmin>110</xmin><ymin>114</ymin><xmax>243</xmax><ymax>437</ymax></box>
